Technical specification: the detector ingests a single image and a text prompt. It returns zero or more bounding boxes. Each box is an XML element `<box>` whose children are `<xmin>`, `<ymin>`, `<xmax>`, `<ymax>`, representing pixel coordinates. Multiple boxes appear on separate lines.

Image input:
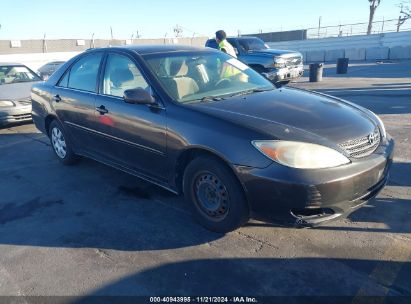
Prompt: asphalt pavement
<box><xmin>0</xmin><ymin>60</ymin><xmax>410</xmax><ymax>300</ymax></box>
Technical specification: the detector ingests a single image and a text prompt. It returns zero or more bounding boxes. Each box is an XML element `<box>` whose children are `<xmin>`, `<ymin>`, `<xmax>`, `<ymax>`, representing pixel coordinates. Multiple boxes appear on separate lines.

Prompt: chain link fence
<box><xmin>306</xmin><ymin>18</ymin><xmax>411</xmax><ymax>39</ymax></box>
<box><xmin>241</xmin><ymin>18</ymin><xmax>411</xmax><ymax>41</ymax></box>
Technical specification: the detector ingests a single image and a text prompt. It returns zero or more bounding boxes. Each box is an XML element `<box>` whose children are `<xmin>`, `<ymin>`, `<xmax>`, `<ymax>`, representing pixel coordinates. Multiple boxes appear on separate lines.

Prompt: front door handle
<box><xmin>96</xmin><ymin>105</ymin><xmax>108</xmax><ymax>115</ymax></box>
<box><xmin>52</xmin><ymin>94</ymin><xmax>61</xmax><ymax>102</ymax></box>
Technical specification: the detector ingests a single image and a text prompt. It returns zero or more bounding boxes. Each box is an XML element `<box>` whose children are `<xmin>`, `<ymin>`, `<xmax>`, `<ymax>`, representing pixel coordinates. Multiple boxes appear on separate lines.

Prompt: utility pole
<box><xmin>43</xmin><ymin>33</ymin><xmax>47</xmax><ymax>53</ymax></box>
<box><xmin>91</xmin><ymin>33</ymin><xmax>95</xmax><ymax>48</ymax></box>
<box><xmin>110</xmin><ymin>26</ymin><xmax>113</xmax><ymax>45</ymax></box>
<box><xmin>318</xmin><ymin>16</ymin><xmax>322</xmax><ymax>38</ymax></box>
<box><xmin>173</xmin><ymin>24</ymin><xmax>183</xmax><ymax>37</ymax></box>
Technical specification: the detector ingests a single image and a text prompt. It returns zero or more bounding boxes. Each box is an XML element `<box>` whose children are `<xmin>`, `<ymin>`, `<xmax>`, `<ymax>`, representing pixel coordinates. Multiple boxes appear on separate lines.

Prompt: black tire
<box><xmin>183</xmin><ymin>156</ymin><xmax>249</xmax><ymax>233</ymax></box>
<box><xmin>48</xmin><ymin>120</ymin><xmax>78</xmax><ymax>165</ymax></box>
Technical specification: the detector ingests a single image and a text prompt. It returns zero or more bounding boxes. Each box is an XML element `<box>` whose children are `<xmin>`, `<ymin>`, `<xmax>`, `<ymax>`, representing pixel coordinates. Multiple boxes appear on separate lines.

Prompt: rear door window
<box><xmin>64</xmin><ymin>53</ymin><xmax>103</xmax><ymax>92</ymax></box>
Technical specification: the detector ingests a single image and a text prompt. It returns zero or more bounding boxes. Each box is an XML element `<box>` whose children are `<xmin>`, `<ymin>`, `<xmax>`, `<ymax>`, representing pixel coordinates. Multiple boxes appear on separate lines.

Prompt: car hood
<box><xmin>249</xmin><ymin>49</ymin><xmax>301</xmax><ymax>57</ymax></box>
<box><xmin>0</xmin><ymin>82</ymin><xmax>38</xmax><ymax>101</ymax></box>
<box><xmin>191</xmin><ymin>87</ymin><xmax>376</xmax><ymax>145</ymax></box>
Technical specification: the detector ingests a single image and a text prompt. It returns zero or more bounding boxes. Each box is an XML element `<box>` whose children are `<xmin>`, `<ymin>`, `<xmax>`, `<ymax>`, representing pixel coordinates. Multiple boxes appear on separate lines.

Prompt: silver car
<box><xmin>37</xmin><ymin>61</ymin><xmax>65</xmax><ymax>80</ymax></box>
<box><xmin>0</xmin><ymin>63</ymin><xmax>42</xmax><ymax>126</ymax></box>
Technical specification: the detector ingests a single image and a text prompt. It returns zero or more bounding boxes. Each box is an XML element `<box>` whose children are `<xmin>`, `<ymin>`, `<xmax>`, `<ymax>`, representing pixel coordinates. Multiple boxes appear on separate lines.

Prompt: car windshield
<box><xmin>0</xmin><ymin>65</ymin><xmax>41</xmax><ymax>85</ymax></box>
<box><xmin>238</xmin><ymin>38</ymin><xmax>269</xmax><ymax>51</ymax></box>
<box><xmin>143</xmin><ymin>51</ymin><xmax>274</xmax><ymax>103</ymax></box>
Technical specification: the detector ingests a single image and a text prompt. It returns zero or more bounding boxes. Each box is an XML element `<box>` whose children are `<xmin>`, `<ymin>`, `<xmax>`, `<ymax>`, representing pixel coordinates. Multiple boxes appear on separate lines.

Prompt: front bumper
<box><xmin>234</xmin><ymin>136</ymin><xmax>394</xmax><ymax>226</ymax></box>
<box><xmin>0</xmin><ymin>105</ymin><xmax>32</xmax><ymax>126</ymax></box>
<box><xmin>263</xmin><ymin>65</ymin><xmax>304</xmax><ymax>83</ymax></box>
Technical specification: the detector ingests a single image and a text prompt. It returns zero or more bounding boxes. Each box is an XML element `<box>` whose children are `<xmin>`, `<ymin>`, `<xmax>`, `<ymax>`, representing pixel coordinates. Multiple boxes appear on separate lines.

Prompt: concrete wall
<box><xmin>266</xmin><ymin>31</ymin><xmax>411</xmax><ymax>62</ymax></box>
<box><xmin>0</xmin><ymin>37</ymin><xmax>209</xmax><ymax>71</ymax></box>
<box><xmin>389</xmin><ymin>45</ymin><xmax>411</xmax><ymax>59</ymax></box>
<box><xmin>0</xmin><ymin>37</ymin><xmax>208</xmax><ymax>55</ymax></box>
<box><xmin>344</xmin><ymin>48</ymin><xmax>366</xmax><ymax>61</ymax></box>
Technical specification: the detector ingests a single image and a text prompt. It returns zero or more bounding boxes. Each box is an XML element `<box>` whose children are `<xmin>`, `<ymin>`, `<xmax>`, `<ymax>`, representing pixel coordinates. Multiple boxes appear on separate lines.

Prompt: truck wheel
<box><xmin>183</xmin><ymin>156</ymin><xmax>249</xmax><ymax>233</ymax></box>
<box><xmin>49</xmin><ymin>120</ymin><xmax>78</xmax><ymax>165</ymax></box>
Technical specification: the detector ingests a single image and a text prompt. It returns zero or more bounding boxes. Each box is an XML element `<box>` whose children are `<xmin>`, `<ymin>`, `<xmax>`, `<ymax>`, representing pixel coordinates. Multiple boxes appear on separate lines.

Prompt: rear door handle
<box><xmin>96</xmin><ymin>105</ymin><xmax>108</xmax><ymax>115</ymax></box>
<box><xmin>52</xmin><ymin>94</ymin><xmax>61</xmax><ymax>102</ymax></box>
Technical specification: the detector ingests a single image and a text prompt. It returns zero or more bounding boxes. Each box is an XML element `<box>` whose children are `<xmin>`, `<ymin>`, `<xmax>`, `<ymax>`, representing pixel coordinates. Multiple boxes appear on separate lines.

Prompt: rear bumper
<box><xmin>263</xmin><ymin>65</ymin><xmax>304</xmax><ymax>83</ymax></box>
<box><xmin>0</xmin><ymin>105</ymin><xmax>32</xmax><ymax>126</ymax></box>
<box><xmin>234</xmin><ymin>136</ymin><xmax>394</xmax><ymax>226</ymax></box>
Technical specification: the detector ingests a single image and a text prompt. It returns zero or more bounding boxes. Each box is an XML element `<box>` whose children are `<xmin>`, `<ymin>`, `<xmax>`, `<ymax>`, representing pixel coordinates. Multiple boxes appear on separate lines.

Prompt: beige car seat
<box><xmin>165</xmin><ymin>59</ymin><xmax>199</xmax><ymax>100</ymax></box>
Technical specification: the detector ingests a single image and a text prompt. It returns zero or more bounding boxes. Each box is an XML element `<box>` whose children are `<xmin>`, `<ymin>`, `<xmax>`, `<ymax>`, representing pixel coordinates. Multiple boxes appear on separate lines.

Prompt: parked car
<box><xmin>0</xmin><ymin>63</ymin><xmax>42</xmax><ymax>126</ymax></box>
<box><xmin>37</xmin><ymin>61</ymin><xmax>65</xmax><ymax>80</ymax></box>
<box><xmin>205</xmin><ymin>36</ymin><xmax>303</xmax><ymax>85</ymax></box>
<box><xmin>31</xmin><ymin>45</ymin><xmax>394</xmax><ymax>232</ymax></box>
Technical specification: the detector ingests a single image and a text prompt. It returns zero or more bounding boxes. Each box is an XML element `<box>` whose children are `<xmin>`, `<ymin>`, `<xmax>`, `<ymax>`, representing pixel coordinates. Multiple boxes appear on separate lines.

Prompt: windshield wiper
<box><xmin>198</xmin><ymin>96</ymin><xmax>225</xmax><ymax>102</ymax></box>
<box><xmin>228</xmin><ymin>87</ymin><xmax>274</xmax><ymax>98</ymax></box>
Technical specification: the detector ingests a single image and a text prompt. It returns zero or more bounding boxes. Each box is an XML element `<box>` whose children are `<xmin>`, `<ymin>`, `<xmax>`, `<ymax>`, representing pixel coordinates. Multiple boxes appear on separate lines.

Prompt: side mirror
<box><xmin>123</xmin><ymin>88</ymin><xmax>156</xmax><ymax>105</ymax></box>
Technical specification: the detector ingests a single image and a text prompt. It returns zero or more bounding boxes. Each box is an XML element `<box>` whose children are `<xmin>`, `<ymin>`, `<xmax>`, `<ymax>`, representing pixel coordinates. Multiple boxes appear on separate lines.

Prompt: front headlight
<box><xmin>0</xmin><ymin>100</ymin><xmax>14</xmax><ymax>107</ymax></box>
<box><xmin>273</xmin><ymin>57</ymin><xmax>286</xmax><ymax>68</ymax></box>
<box><xmin>252</xmin><ymin>140</ymin><xmax>350</xmax><ymax>169</ymax></box>
<box><xmin>368</xmin><ymin>110</ymin><xmax>386</xmax><ymax>139</ymax></box>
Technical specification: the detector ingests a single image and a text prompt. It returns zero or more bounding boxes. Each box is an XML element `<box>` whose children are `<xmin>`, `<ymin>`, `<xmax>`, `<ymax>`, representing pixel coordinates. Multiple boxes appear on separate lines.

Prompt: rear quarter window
<box><xmin>205</xmin><ymin>39</ymin><xmax>218</xmax><ymax>49</ymax></box>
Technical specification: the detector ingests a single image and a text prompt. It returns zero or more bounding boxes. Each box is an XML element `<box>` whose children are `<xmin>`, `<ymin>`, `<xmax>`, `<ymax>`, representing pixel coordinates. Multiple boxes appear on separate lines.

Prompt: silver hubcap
<box><xmin>51</xmin><ymin>127</ymin><xmax>67</xmax><ymax>159</ymax></box>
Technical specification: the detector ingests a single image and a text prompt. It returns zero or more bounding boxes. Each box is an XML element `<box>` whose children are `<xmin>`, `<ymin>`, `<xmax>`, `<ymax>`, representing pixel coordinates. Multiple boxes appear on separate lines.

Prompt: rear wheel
<box><xmin>183</xmin><ymin>156</ymin><xmax>249</xmax><ymax>232</ymax></box>
<box><xmin>49</xmin><ymin>120</ymin><xmax>78</xmax><ymax>165</ymax></box>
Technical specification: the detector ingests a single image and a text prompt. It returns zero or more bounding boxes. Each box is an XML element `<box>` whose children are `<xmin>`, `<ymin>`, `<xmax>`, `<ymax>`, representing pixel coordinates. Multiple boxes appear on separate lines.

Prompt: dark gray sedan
<box><xmin>31</xmin><ymin>45</ymin><xmax>394</xmax><ymax>232</ymax></box>
<box><xmin>0</xmin><ymin>63</ymin><xmax>42</xmax><ymax>126</ymax></box>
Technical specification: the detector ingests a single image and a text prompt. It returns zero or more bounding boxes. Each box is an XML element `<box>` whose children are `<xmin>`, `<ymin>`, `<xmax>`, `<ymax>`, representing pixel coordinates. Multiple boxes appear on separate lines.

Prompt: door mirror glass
<box><xmin>124</xmin><ymin>88</ymin><xmax>155</xmax><ymax>105</ymax></box>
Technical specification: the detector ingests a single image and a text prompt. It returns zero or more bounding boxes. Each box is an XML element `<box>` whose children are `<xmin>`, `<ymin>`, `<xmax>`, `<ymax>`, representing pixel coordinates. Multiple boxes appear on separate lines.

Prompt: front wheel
<box><xmin>183</xmin><ymin>156</ymin><xmax>249</xmax><ymax>233</ymax></box>
<box><xmin>49</xmin><ymin>120</ymin><xmax>78</xmax><ymax>165</ymax></box>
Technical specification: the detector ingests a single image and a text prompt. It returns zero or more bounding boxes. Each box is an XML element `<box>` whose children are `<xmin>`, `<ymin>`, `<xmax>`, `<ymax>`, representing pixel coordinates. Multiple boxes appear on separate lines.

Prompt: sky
<box><xmin>0</xmin><ymin>0</ymin><xmax>404</xmax><ymax>40</ymax></box>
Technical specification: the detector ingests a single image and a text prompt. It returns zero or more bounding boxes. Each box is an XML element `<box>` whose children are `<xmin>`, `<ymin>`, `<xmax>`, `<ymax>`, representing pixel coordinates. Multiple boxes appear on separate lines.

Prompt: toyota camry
<box><xmin>31</xmin><ymin>45</ymin><xmax>394</xmax><ymax>232</ymax></box>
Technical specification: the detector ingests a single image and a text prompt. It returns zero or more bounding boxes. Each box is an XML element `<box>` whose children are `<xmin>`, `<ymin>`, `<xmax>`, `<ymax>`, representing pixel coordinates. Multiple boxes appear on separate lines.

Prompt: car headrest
<box><xmin>111</xmin><ymin>68</ymin><xmax>134</xmax><ymax>87</ymax></box>
<box><xmin>169</xmin><ymin>59</ymin><xmax>188</xmax><ymax>77</ymax></box>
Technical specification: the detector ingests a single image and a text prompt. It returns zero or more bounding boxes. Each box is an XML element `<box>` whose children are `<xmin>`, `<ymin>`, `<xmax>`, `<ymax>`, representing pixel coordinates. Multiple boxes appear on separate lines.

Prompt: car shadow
<box><xmin>0</xmin><ymin>131</ymin><xmax>409</xmax><ymax>252</ymax></box>
<box><xmin>0</xmin><ymin>120</ymin><xmax>33</xmax><ymax>130</ymax></box>
<box><xmin>0</xmin><ymin>133</ymin><xmax>222</xmax><ymax>251</ymax></box>
<box><xmin>70</xmin><ymin>257</ymin><xmax>411</xmax><ymax>297</ymax></box>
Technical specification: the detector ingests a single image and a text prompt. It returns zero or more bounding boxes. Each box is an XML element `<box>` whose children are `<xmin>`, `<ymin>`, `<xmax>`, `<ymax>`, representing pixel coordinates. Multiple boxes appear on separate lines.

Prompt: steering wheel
<box><xmin>215</xmin><ymin>78</ymin><xmax>231</xmax><ymax>89</ymax></box>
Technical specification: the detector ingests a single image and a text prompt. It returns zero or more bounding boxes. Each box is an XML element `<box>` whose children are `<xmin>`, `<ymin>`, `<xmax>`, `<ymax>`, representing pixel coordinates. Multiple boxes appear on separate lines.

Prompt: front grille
<box><xmin>12</xmin><ymin>113</ymin><xmax>32</xmax><ymax>121</ymax></box>
<box><xmin>339</xmin><ymin>128</ymin><xmax>380</xmax><ymax>158</ymax></box>
<box><xmin>285</xmin><ymin>56</ymin><xmax>302</xmax><ymax>67</ymax></box>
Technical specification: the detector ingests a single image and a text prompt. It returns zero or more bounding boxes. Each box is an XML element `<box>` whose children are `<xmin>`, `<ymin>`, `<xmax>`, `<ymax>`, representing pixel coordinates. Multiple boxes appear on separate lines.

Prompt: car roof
<box><xmin>0</xmin><ymin>62</ymin><xmax>27</xmax><ymax>66</ymax></box>
<box><xmin>206</xmin><ymin>36</ymin><xmax>262</xmax><ymax>42</ymax></box>
<box><xmin>44</xmin><ymin>61</ymin><xmax>65</xmax><ymax>64</ymax></box>
<box><xmin>228</xmin><ymin>36</ymin><xmax>261</xmax><ymax>40</ymax></box>
<box><xmin>87</xmin><ymin>44</ymin><xmax>208</xmax><ymax>55</ymax></box>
